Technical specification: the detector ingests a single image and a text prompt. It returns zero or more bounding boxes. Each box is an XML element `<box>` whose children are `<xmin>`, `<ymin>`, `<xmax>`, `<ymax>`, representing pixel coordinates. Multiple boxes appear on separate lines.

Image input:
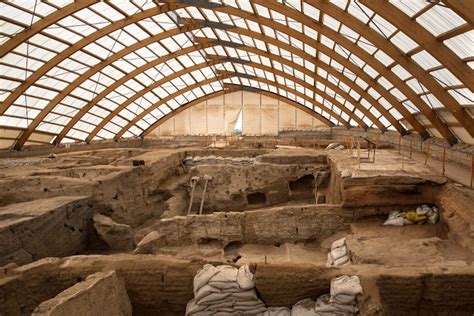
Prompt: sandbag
<box><xmin>195</xmin><ymin>284</ymin><xmax>220</xmax><ymax>302</ymax></box>
<box><xmin>194</xmin><ymin>264</ymin><xmax>219</xmax><ymax>294</ymax></box>
<box><xmin>198</xmin><ymin>292</ymin><xmax>231</xmax><ymax>305</ymax></box>
<box><xmin>333</xmin><ymin>255</ymin><xmax>350</xmax><ymax>266</ymax></box>
<box><xmin>329</xmin><ymin>294</ymin><xmax>356</xmax><ymax>304</ymax></box>
<box><xmin>210</xmin><ymin>265</ymin><xmax>238</xmax><ymax>283</ymax></box>
<box><xmin>291</xmin><ymin>298</ymin><xmax>317</xmax><ymax>316</ymax></box>
<box><xmin>263</xmin><ymin>307</ymin><xmax>291</xmax><ymax>316</ymax></box>
<box><xmin>404</xmin><ymin>211</ymin><xmax>427</xmax><ymax>223</ymax></box>
<box><xmin>237</xmin><ymin>264</ymin><xmax>255</xmax><ymax>290</ymax></box>
<box><xmin>330</xmin><ymin>245</ymin><xmax>347</xmax><ymax>260</ymax></box>
<box><xmin>331</xmin><ymin>237</ymin><xmax>346</xmax><ymax>250</ymax></box>
<box><xmin>383</xmin><ymin>210</ymin><xmax>406</xmax><ymax>226</ymax></box>
<box><xmin>330</xmin><ymin>276</ymin><xmax>363</xmax><ymax>297</ymax></box>
<box><xmin>186</xmin><ymin>299</ymin><xmax>206</xmax><ymax>315</ymax></box>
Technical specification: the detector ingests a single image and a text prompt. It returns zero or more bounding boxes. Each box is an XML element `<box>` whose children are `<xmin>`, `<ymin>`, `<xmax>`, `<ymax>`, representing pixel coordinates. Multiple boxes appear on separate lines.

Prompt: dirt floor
<box><xmin>0</xmin><ymin>144</ymin><xmax>473</xmax><ymax>315</ymax></box>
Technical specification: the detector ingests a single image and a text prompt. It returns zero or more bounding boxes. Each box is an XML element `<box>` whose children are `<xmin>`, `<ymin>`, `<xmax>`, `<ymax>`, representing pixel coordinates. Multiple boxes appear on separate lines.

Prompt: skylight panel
<box><xmin>339</xmin><ymin>25</ymin><xmax>359</xmax><ymax>43</ymax></box>
<box><xmin>43</xmin><ymin>25</ymin><xmax>83</xmax><ymax>44</ymax></box>
<box><xmin>321</xmin><ymin>35</ymin><xmax>335</xmax><ymax>49</ymax></box>
<box><xmin>357</xmin><ymin>37</ymin><xmax>377</xmax><ymax>54</ymax></box>
<box><xmin>391</xmin><ymin>64</ymin><xmax>411</xmax><ymax>80</ymax></box>
<box><xmin>347</xmin><ymin>1</ymin><xmax>373</xmax><ymax>24</ymax></box>
<box><xmin>448</xmin><ymin>89</ymin><xmax>474</xmax><ymax>105</ymax></box>
<box><xmin>411</xmin><ymin>50</ymin><xmax>441</xmax><ymax>70</ymax></box>
<box><xmin>29</xmin><ymin>34</ymin><xmax>69</xmax><ymax>52</ymax></box>
<box><xmin>389</xmin><ymin>0</ymin><xmax>429</xmax><ymax>18</ymax></box>
<box><xmin>369</xmin><ymin>14</ymin><xmax>397</xmax><ymax>37</ymax></box>
<box><xmin>302</xmin><ymin>3</ymin><xmax>320</xmax><ymax>21</ymax></box>
<box><xmin>152</xmin><ymin>13</ymin><xmax>176</xmax><ymax>30</ymax></box>
<box><xmin>255</xmin><ymin>4</ymin><xmax>270</xmax><ymax>18</ymax></box>
<box><xmin>416</xmin><ymin>4</ymin><xmax>466</xmax><ymax>37</ymax></box>
<box><xmin>430</xmin><ymin>68</ymin><xmax>462</xmax><ymax>87</ymax></box>
<box><xmin>378</xmin><ymin>76</ymin><xmax>393</xmax><ymax>90</ymax></box>
<box><xmin>368</xmin><ymin>87</ymin><xmax>381</xmax><ymax>100</ymax></box>
<box><xmin>390</xmin><ymin>31</ymin><xmax>418</xmax><ymax>53</ymax></box>
<box><xmin>374</xmin><ymin>50</ymin><xmax>394</xmax><ymax>67</ymax></box>
<box><xmin>390</xmin><ymin>88</ymin><xmax>406</xmax><ymax>101</ymax></box>
<box><xmin>355</xmin><ymin>77</ymin><xmax>369</xmax><ymax>90</ymax></box>
<box><xmin>323</xmin><ymin>14</ymin><xmax>341</xmax><ymax>32</ymax></box>
<box><xmin>202</xmin><ymin>9</ymin><xmax>220</xmax><ymax>22</ymax></box>
<box><xmin>443</xmin><ymin>31</ymin><xmax>474</xmax><ymax>59</ymax></box>
<box><xmin>90</xmin><ymin>2</ymin><xmax>124</xmax><ymax>22</ymax></box>
<box><xmin>160</xmin><ymin>37</ymin><xmax>180</xmax><ymax>52</ymax></box>
<box><xmin>421</xmin><ymin>93</ymin><xmax>444</xmax><ymax>109</ymax></box>
<box><xmin>363</xmin><ymin>64</ymin><xmax>378</xmax><ymax>79</ymax></box>
<box><xmin>303</xmin><ymin>25</ymin><xmax>318</xmax><ymax>39</ymax></box>
<box><xmin>406</xmin><ymin>78</ymin><xmax>427</xmax><ymax>94</ymax></box>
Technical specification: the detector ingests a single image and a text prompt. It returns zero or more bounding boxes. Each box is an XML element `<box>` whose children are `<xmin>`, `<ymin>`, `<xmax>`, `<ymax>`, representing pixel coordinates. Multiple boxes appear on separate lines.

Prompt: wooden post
<box><xmin>471</xmin><ymin>155</ymin><xmax>474</xmax><ymax>188</ymax></box>
<box><xmin>442</xmin><ymin>148</ymin><xmax>446</xmax><ymax>175</ymax></box>
<box><xmin>424</xmin><ymin>142</ymin><xmax>430</xmax><ymax>165</ymax></box>
<box><xmin>398</xmin><ymin>136</ymin><xmax>401</xmax><ymax>154</ymax></box>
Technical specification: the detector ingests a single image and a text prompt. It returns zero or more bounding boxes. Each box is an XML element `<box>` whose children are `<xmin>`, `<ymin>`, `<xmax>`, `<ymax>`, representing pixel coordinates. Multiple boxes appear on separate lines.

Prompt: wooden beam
<box><xmin>113</xmin><ymin>72</ymin><xmax>346</xmax><ymax>140</ymax></box>
<box><xmin>1</xmin><ymin>4</ymin><xmax>182</xmax><ymax>116</ymax></box>
<box><xmin>0</xmin><ymin>0</ymin><xmax>96</xmax><ymax>58</ymax></box>
<box><xmin>12</xmin><ymin>24</ymin><xmax>203</xmax><ymax>150</ymax></box>
<box><xmin>209</xmin><ymin>55</ymin><xmax>368</xmax><ymax>128</ymax></box>
<box><xmin>360</xmin><ymin>0</ymin><xmax>473</xmax><ymax>91</ymax></box>
<box><xmin>297</xmin><ymin>0</ymin><xmax>467</xmax><ymax>142</ymax></box>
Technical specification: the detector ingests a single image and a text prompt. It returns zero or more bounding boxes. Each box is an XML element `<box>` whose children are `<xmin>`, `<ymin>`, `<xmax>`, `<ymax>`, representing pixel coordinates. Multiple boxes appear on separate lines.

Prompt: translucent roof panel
<box><xmin>0</xmin><ymin>0</ymin><xmax>473</xmax><ymax>148</ymax></box>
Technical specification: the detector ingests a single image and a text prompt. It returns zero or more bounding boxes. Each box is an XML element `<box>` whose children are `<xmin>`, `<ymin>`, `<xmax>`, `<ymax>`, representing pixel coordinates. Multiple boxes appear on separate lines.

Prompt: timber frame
<box><xmin>0</xmin><ymin>0</ymin><xmax>472</xmax><ymax>149</ymax></box>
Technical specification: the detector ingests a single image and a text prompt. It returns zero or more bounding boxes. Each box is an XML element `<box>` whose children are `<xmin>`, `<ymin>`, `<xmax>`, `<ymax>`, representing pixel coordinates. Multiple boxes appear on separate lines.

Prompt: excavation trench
<box><xmin>0</xmin><ymin>147</ymin><xmax>473</xmax><ymax>315</ymax></box>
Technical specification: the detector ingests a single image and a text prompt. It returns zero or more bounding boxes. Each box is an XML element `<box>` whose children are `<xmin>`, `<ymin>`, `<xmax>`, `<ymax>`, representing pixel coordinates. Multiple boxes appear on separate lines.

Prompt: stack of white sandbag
<box><xmin>383</xmin><ymin>204</ymin><xmax>439</xmax><ymax>226</ymax></box>
<box><xmin>290</xmin><ymin>275</ymin><xmax>362</xmax><ymax>316</ymax></box>
<box><xmin>263</xmin><ymin>307</ymin><xmax>291</xmax><ymax>316</ymax></box>
<box><xmin>415</xmin><ymin>204</ymin><xmax>439</xmax><ymax>224</ymax></box>
<box><xmin>326</xmin><ymin>237</ymin><xmax>351</xmax><ymax>267</ymax></box>
<box><xmin>186</xmin><ymin>264</ymin><xmax>267</xmax><ymax>315</ymax></box>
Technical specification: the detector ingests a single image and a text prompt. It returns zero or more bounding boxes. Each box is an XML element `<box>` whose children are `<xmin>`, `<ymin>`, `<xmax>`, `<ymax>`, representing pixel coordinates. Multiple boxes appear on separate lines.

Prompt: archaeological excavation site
<box><xmin>1</xmin><ymin>0</ymin><xmax>474</xmax><ymax>315</ymax></box>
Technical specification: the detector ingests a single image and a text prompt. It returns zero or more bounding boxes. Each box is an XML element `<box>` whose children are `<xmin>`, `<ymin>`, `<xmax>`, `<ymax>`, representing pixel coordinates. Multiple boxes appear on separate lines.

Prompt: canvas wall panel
<box><xmin>260</xmin><ymin>95</ymin><xmax>278</xmax><ymax>135</ymax></box>
<box><xmin>190</xmin><ymin>102</ymin><xmax>207</xmax><ymax>135</ymax></box>
<box><xmin>279</xmin><ymin>102</ymin><xmax>296</xmax><ymax>130</ymax></box>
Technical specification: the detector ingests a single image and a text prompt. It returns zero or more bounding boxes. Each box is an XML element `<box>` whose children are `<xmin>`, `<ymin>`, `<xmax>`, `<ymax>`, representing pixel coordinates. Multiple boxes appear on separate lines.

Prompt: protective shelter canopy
<box><xmin>0</xmin><ymin>0</ymin><xmax>473</xmax><ymax>148</ymax></box>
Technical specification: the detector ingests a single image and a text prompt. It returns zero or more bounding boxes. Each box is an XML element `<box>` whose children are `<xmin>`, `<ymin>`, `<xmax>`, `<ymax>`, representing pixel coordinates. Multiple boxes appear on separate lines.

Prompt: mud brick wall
<box><xmin>0</xmin><ymin>196</ymin><xmax>94</xmax><ymax>266</ymax></box>
<box><xmin>377</xmin><ymin>273</ymin><xmax>474</xmax><ymax>315</ymax></box>
<box><xmin>138</xmin><ymin>204</ymin><xmax>353</xmax><ymax>252</ymax></box>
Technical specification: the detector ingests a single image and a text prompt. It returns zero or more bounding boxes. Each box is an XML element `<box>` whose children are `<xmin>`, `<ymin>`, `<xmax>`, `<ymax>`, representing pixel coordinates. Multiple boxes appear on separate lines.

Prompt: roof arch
<box><xmin>0</xmin><ymin>0</ymin><xmax>472</xmax><ymax>148</ymax></box>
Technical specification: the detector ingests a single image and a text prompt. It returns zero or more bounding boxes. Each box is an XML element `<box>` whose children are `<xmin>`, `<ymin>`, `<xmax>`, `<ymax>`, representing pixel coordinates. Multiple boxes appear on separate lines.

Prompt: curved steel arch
<box><xmin>141</xmin><ymin>86</ymin><xmax>333</xmax><ymax>138</ymax></box>
<box><xmin>90</xmin><ymin>69</ymin><xmax>350</xmax><ymax>142</ymax></box>
<box><xmin>113</xmin><ymin>73</ymin><xmax>353</xmax><ymax>140</ymax></box>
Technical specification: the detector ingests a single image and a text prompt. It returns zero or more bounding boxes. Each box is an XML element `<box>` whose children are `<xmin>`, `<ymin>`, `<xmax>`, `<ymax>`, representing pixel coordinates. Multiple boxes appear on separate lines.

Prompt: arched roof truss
<box><xmin>0</xmin><ymin>0</ymin><xmax>472</xmax><ymax>149</ymax></box>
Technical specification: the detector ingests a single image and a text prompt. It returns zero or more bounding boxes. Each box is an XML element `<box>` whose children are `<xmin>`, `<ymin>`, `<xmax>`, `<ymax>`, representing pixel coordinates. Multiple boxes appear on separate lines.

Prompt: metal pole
<box><xmin>187</xmin><ymin>176</ymin><xmax>199</xmax><ymax>215</ymax></box>
<box><xmin>199</xmin><ymin>175</ymin><xmax>212</xmax><ymax>215</ymax></box>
